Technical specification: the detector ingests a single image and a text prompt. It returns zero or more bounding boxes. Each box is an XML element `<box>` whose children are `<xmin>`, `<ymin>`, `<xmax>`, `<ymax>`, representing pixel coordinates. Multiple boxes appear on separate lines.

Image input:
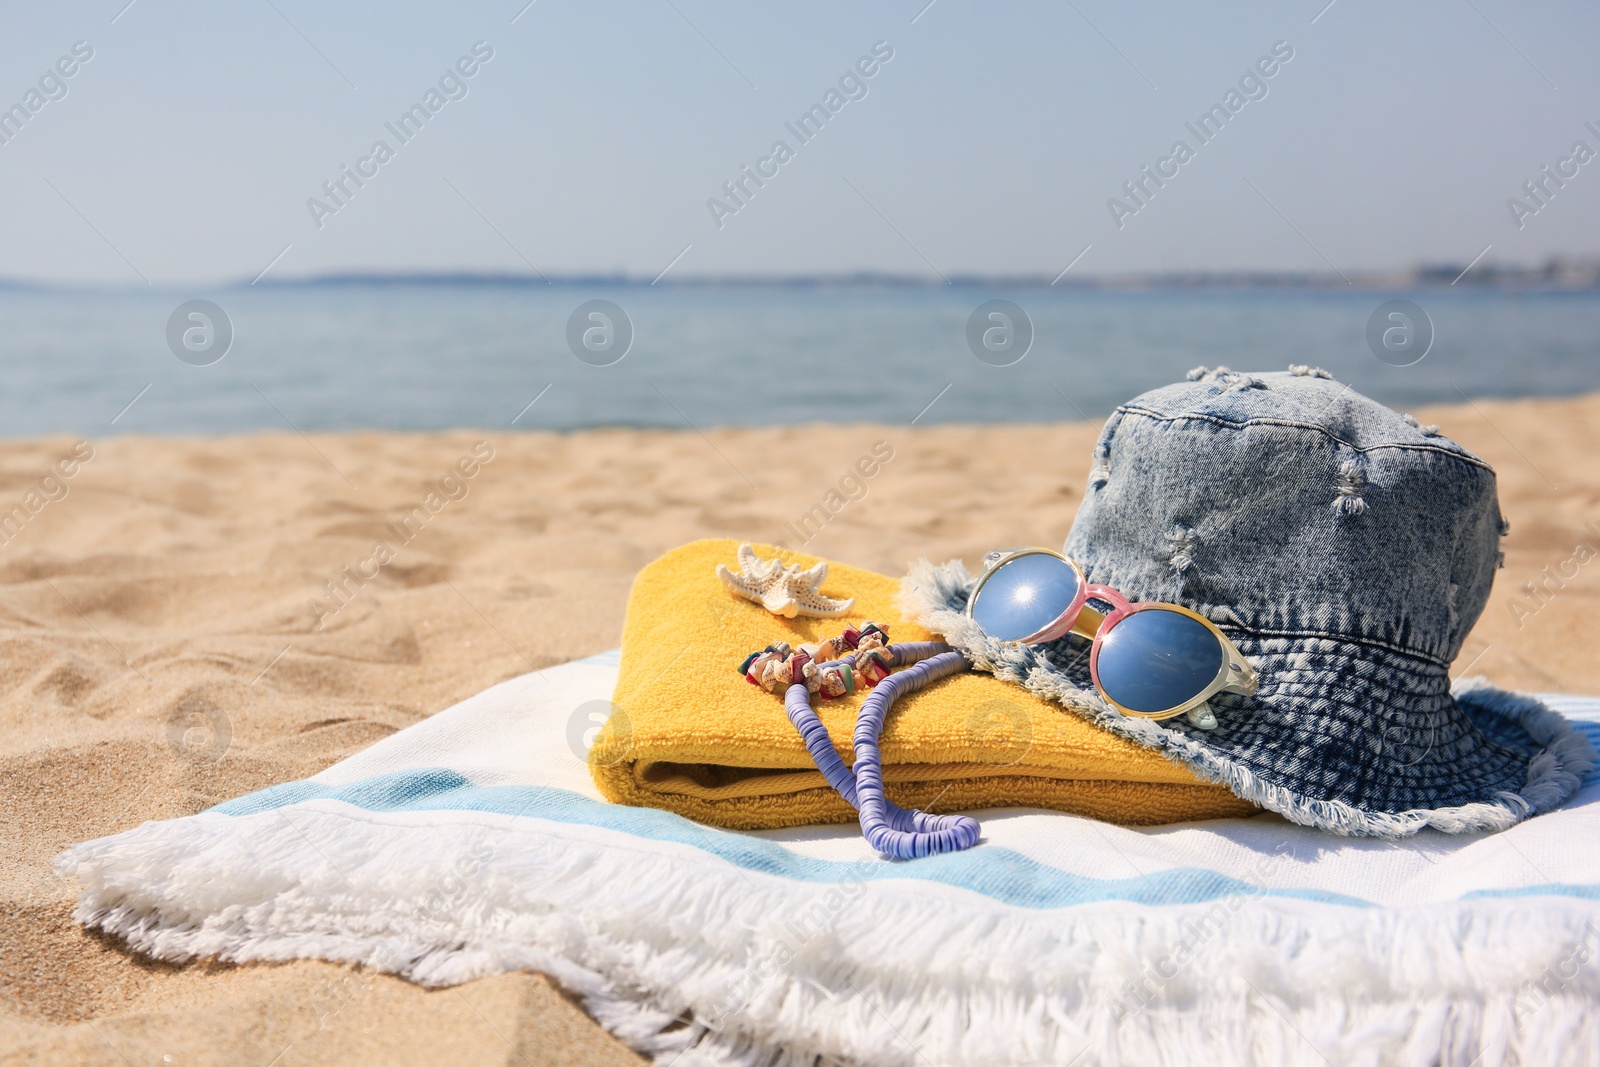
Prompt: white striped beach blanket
<box><xmin>58</xmin><ymin>651</ymin><xmax>1600</xmax><ymax>1066</ymax></box>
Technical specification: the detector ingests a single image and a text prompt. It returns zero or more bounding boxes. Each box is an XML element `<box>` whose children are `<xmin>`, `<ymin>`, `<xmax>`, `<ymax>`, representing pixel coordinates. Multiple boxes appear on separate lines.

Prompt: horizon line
<box><xmin>4</xmin><ymin>257</ymin><xmax>1600</xmax><ymax>293</ymax></box>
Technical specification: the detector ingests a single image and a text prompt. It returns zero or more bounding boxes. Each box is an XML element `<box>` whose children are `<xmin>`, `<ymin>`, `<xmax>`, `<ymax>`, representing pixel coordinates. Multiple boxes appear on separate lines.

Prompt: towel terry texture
<box><xmin>589</xmin><ymin>539</ymin><xmax>1257</xmax><ymax>829</ymax></box>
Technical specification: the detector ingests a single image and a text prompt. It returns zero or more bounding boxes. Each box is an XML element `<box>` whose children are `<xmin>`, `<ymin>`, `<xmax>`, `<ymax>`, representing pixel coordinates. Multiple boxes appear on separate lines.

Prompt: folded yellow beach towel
<box><xmin>590</xmin><ymin>540</ymin><xmax>1257</xmax><ymax>830</ymax></box>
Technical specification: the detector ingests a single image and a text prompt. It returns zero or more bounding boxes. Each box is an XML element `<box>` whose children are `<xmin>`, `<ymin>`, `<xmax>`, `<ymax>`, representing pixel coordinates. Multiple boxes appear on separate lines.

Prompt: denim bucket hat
<box><xmin>902</xmin><ymin>366</ymin><xmax>1594</xmax><ymax>837</ymax></box>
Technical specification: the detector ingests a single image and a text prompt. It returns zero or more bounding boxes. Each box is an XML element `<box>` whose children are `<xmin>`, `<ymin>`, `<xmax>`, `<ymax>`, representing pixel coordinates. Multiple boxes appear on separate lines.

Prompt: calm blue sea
<box><xmin>1</xmin><ymin>284</ymin><xmax>1596</xmax><ymax>436</ymax></box>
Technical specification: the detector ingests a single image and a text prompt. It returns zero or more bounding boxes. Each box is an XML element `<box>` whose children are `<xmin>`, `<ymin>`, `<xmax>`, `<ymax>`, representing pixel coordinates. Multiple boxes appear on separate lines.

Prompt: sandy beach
<box><xmin>2</xmin><ymin>393</ymin><xmax>1597</xmax><ymax>1065</ymax></box>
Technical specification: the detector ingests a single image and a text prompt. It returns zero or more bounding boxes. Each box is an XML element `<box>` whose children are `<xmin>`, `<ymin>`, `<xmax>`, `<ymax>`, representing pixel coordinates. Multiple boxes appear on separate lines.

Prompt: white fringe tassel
<box><xmin>56</xmin><ymin>806</ymin><xmax>1600</xmax><ymax>1067</ymax></box>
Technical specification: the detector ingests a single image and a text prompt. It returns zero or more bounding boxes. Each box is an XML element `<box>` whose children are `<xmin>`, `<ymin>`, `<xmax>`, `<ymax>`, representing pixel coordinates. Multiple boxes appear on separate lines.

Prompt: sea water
<box><xmin>0</xmin><ymin>283</ymin><xmax>1595</xmax><ymax>435</ymax></box>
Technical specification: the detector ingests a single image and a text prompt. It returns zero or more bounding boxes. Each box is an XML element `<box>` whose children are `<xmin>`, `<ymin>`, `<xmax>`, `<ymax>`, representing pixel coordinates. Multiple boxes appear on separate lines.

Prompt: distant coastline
<box><xmin>4</xmin><ymin>258</ymin><xmax>1600</xmax><ymax>293</ymax></box>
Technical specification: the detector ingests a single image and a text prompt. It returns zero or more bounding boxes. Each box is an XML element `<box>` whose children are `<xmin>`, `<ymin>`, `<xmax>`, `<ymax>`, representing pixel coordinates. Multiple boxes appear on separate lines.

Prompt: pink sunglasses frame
<box><xmin>966</xmin><ymin>548</ymin><xmax>1258</xmax><ymax>725</ymax></box>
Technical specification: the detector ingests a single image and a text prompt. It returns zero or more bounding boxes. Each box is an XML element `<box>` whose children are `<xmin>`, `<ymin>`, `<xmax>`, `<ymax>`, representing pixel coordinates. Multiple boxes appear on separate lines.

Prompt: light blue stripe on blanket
<box><xmin>212</xmin><ymin>768</ymin><xmax>1493</xmax><ymax>911</ymax></box>
<box><xmin>205</xmin><ymin>685</ymin><xmax>1600</xmax><ymax>911</ymax></box>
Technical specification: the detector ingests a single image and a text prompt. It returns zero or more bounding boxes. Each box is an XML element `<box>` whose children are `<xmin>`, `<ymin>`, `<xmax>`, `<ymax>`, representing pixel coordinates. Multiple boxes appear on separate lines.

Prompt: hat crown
<box><xmin>1063</xmin><ymin>368</ymin><xmax>1504</xmax><ymax>665</ymax></box>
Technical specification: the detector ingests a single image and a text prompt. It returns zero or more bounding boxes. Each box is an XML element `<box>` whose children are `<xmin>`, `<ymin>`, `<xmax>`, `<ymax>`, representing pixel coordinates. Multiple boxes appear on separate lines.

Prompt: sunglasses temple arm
<box><xmin>1222</xmin><ymin>643</ymin><xmax>1259</xmax><ymax>695</ymax></box>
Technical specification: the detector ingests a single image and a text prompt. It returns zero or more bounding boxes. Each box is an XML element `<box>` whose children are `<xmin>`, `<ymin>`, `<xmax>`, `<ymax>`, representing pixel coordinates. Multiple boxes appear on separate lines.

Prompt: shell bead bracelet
<box><xmin>739</xmin><ymin>621</ymin><xmax>896</xmax><ymax>699</ymax></box>
<box><xmin>737</xmin><ymin>623</ymin><xmax>980</xmax><ymax>859</ymax></box>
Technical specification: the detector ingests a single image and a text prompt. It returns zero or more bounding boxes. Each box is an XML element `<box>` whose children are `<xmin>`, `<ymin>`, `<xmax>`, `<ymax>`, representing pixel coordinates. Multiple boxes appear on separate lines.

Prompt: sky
<box><xmin>1</xmin><ymin>0</ymin><xmax>1597</xmax><ymax>286</ymax></box>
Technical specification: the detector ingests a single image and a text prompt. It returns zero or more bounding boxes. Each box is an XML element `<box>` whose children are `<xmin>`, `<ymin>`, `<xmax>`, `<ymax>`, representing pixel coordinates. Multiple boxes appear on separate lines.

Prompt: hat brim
<box><xmin>901</xmin><ymin>558</ymin><xmax>1595</xmax><ymax>838</ymax></box>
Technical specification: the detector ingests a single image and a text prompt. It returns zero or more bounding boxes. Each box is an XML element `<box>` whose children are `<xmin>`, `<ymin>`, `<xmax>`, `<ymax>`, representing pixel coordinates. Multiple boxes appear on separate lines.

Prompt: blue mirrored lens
<box><xmin>971</xmin><ymin>553</ymin><xmax>1080</xmax><ymax>641</ymax></box>
<box><xmin>1096</xmin><ymin>609</ymin><xmax>1223</xmax><ymax>714</ymax></box>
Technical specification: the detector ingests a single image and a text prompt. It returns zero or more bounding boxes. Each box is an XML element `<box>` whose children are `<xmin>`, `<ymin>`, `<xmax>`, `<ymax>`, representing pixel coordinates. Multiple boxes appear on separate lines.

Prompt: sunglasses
<box><xmin>965</xmin><ymin>547</ymin><xmax>1257</xmax><ymax>729</ymax></box>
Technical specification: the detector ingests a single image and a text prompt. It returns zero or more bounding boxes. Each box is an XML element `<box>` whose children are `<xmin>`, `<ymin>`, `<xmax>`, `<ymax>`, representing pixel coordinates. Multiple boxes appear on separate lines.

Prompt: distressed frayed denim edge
<box><xmin>898</xmin><ymin>557</ymin><xmax>1596</xmax><ymax>840</ymax></box>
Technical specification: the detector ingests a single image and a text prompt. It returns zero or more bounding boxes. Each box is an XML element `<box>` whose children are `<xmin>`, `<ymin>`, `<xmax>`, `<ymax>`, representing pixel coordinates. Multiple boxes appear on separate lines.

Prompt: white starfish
<box><xmin>716</xmin><ymin>544</ymin><xmax>854</xmax><ymax>619</ymax></box>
